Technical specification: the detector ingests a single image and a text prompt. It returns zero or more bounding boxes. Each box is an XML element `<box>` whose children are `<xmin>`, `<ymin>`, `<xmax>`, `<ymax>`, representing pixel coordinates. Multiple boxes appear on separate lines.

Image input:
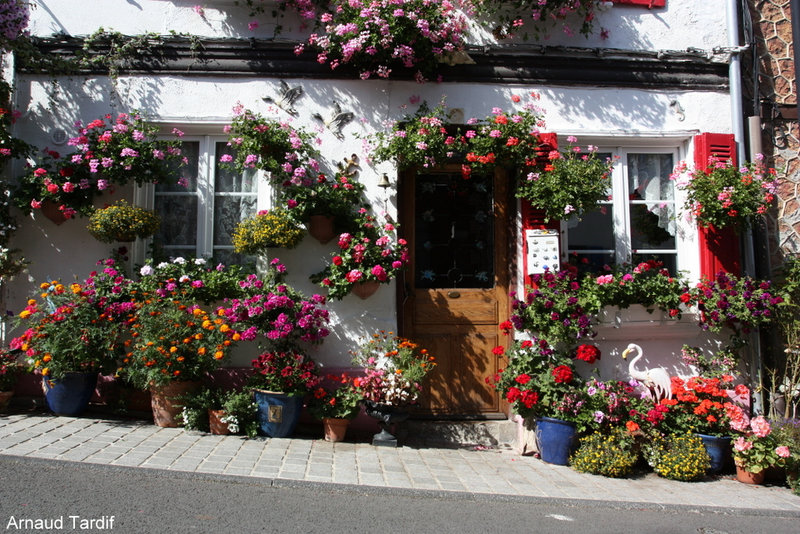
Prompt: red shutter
<box><xmin>521</xmin><ymin>133</ymin><xmax>560</xmax><ymax>286</ymax></box>
<box><xmin>694</xmin><ymin>132</ymin><xmax>741</xmax><ymax>278</ymax></box>
<box><xmin>611</xmin><ymin>0</ymin><xmax>666</xmax><ymax>7</ymax></box>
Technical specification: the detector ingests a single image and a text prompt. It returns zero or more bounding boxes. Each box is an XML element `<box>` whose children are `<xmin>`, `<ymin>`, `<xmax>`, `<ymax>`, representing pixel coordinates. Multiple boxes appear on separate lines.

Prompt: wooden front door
<box><xmin>399</xmin><ymin>168</ymin><xmax>510</xmax><ymax>416</ymax></box>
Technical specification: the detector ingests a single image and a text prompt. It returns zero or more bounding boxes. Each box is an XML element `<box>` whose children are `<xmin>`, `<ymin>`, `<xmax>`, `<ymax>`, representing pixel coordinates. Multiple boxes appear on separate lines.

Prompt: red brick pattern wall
<box><xmin>750</xmin><ymin>1</ymin><xmax>799</xmax><ymax>267</ymax></box>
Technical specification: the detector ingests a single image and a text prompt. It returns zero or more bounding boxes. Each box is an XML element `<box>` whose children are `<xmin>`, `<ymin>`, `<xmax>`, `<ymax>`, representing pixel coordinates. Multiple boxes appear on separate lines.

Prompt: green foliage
<box><xmin>675</xmin><ymin>156</ymin><xmax>779</xmax><ymax>232</ymax></box>
<box><xmin>0</xmin><ymin>348</ymin><xmax>22</xmax><ymax>391</ymax></box>
<box><xmin>570</xmin><ymin>429</ymin><xmax>639</xmax><ymax>478</ymax></box>
<box><xmin>686</xmin><ymin>270</ymin><xmax>785</xmax><ymax>334</ymax></box>
<box><xmin>515</xmin><ymin>142</ymin><xmax>613</xmax><ymax>222</ymax></box>
<box><xmin>248</xmin><ymin>351</ymin><xmax>321</xmax><ymax>397</ymax></box>
<box><xmin>136</xmin><ymin>257</ymin><xmax>253</xmax><ymax>305</ymax></box>
<box><xmin>488</xmin><ymin>338</ymin><xmax>586</xmax><ymax>424</ymax></box>
<box><xmin>12</xmin><ymin>270</ymin><xmax>132</xmax><ymax>381</ymax></box>
<box><xmin>588</xmin><ymin>260</ymin><xmax>688</xmax><ymax>318</ymax></box>
<box><xmin>650</xmin><ymin>433</ymin><xmax>710</xmax><ymax>482</ymax></box>
<box><xmin>221</xmin><ymin>106</ymin><xmax>319</xmax><ymax>180</ymax></box>
<box><xmin>180</xmin><ymin>387</ymin><xmax>259</xmax><ymax>437</ymax></box>
<box><xmin>308</xmin><ymin>373</ymin><xmax>362</xmax><ymax>420</ymax></box>
<box><xmin>87</xmin><ymin>200</ymin><xmax>160</xmax><ymax>243</ymax></box>
<box><xmin>123</xmin><ymin>300</ymin><xmax>235</xmax><ymax>388</ymax></box>
<box><xmin>232</xmin><ymin>207</ymin><xmax>305</xmax><ymax>253</ymax></box>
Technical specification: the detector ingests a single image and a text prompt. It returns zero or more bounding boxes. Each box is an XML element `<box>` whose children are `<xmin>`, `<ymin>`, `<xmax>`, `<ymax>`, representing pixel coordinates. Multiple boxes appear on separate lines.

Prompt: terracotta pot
<box><xmin>735</xmin><ymin>464</ymin><xmax>765</xmax><ymax>485</ymax></box>
<box><xmin>308</xmin><ymin>215</ymin><xmax>336</xmax><ymax>244</ymax></box>
<box><xmin>322</xmin><ymin>417</ymin><xmax>350</xmax><ymax>442</ymax></box>
<box><xmin>40</xmin><ymin>200</ymin><xmax>68</xmax><ymax>225</ymax></box>
<box><xmin>352</xmin><ymin>280</ymin><xmax>380</xmax><ymax>299</ymax></box>
<box><xmin>149</xmin><ymin>381</ymin><xmax>201</xmax><ymax>428</ymax></box>
<box><xmin>208</xmin><ymin>409</ymin><xmax>231</xmax><ymax>435</ymax></box>
<box><xmin>0</xmin><ymin>391</ymin><xmax>13</xmax><ymax>411</ymax></box>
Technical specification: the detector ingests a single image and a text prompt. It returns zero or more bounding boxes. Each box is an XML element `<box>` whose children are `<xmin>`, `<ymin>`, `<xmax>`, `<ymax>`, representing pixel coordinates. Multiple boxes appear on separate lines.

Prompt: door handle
<box><xmin>447</xmin><ymin>291</ymin><xmax>460</xmax><ymax>298</ymax></box>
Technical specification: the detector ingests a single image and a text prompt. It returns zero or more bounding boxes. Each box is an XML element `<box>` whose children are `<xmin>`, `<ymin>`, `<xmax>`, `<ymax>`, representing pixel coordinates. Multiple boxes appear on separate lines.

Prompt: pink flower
<box><xmin>371</xmin><ymin>264</ymin><xmax>387</xmax><ymax>281</ymax></box>
<box><xmin>750</xmin><ymin>415</ymin><xmax>771</xmax><ymax>438</ymax></box>
<box><xmin>734</xmin><ymin>436</ymin><xmax>752</xmax><ymax>453</ymax></box>
<box><xmin>776</xmin><ymin>446</ymin><xmax>791</xmax><ymax>458</ymax></box>
<box><xmin>596</xmin><ymin>274</ymin><xmax>613</xmax><ymax>285</ymax></box>
<box><xmin>345</xmin><ymin>270</ymin><xmax>363</xmax><ymax>283</ymax></box>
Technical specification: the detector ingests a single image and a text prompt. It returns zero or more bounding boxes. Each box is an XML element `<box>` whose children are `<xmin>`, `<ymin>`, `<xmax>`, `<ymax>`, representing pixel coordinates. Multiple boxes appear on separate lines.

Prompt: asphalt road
<box><xmin>0</xmin><ymin>456</ymin><xmax>797</xmax><ymax>534</ymax></box>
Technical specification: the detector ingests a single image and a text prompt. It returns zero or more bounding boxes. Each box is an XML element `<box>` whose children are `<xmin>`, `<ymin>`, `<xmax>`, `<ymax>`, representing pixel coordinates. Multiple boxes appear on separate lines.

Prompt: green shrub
<box><xmin>651</xmin><ymin>433</ymin><xmax>710</xmax><ymax>482</ymax></box>
<box><xmin>570</xmin><ymin>429</ymin><xmax>638</xmax><ymax>478</ymax></box>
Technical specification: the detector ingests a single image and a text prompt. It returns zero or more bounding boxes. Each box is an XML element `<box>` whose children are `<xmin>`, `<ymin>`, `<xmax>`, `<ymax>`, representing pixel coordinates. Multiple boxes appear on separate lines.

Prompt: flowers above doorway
<box><xmin>369</xmin><ymin>95</ymin><xmax>546</xmax><ymax>173</ymax></box>
<box><xmin>370</xmin><ymin>95</ymin><xmax>614</xmax><ymax>221</ymax></box>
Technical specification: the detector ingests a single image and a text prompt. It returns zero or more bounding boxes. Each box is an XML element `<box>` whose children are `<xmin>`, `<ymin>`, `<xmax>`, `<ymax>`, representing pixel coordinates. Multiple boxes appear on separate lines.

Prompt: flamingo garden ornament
<box><xmin>621</xmin><ymin>343</ymin><xmax>673</xmax><ymax>401</ymax></box>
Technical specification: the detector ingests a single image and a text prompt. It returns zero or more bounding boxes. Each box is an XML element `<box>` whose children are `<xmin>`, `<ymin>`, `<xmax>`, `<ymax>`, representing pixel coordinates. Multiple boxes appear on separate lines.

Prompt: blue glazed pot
<box><xmin>696</xmin><ymin>433</ymin><xmax>732</xmax><ymax>474</ymax></box>
<box><xmin>535</xmin><ymin>417</ymin><xmax>577</xmax><ymax>465</ymax></box>
<box><xmin>42</xmin><ymin>372</ymin><xmax>98</xmax><ymax>417</ymax></box>
<box><xmin>253</xmin><ymin>390</ymin><xmax>303</xmax><ymax>438</ymax></box>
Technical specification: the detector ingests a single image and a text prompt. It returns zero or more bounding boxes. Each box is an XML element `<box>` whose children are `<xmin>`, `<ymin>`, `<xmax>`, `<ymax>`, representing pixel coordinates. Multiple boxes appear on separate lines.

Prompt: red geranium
<box><xmin>574</xmin><ymin>344</ymin><xmax>601</xmax><ymax>364</ymax></box>
<box><xmin>552</xmin><ymin>365</ymin><xmax>573</xmax><ymax>384</ymax></box>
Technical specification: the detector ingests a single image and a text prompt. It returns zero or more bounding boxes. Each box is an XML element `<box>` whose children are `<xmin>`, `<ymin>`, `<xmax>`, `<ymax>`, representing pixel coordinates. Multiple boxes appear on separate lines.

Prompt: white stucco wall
<box><xmin>5</xmin><ymin>0</ymin><xmax>738</xmax><ymax>376</ymax></box>
<box><xmin>28</xmin><ymin>0</ymin><xmax>731</xmax><ymax>53</ymax></box>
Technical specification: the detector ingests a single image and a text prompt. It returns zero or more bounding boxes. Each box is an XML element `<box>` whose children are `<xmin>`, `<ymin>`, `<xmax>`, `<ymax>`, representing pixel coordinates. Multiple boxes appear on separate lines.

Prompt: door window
<box><xmin>414</xmin><ymin>171</ymin><xmax>494</xmax><ymax>289</ymax></box>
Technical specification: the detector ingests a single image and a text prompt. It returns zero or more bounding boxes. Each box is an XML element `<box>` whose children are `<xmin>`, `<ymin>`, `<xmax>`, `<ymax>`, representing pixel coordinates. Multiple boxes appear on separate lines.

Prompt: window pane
<box><xmin>154</xmin><ymin>195</ymin><xmax>198</xmax><ymax>247</ymax></box>
<box><xmin>158</xmin><ymin>141</ymin><xmax>199</xmax><ymax>192</ymax></box>
<box><xmin>214</xmin><ymin>195</ymin><xmax>257</xmax><ymax>247</ymax></box>
<box><xmin>566</xmin><ymin>206</ymin><xmax>614</xmax><ymax>250</ymax></box>
<box><xmin>630</xmin><ymin>202</ymin><xmax>676</xmax><ymax>250</ymax></box>
<box><xmin>628</xmin><ymin>153</ymin><xmax>674</xmax><ymax>201</ymax></box>
<box><xmin>215</xmin><ymin>142</ymin><xmax>257</xmax><ymax>193</ymax></box>
<box><xmin>571</xmin><ymin>253</ymin><xmax>616</xmax><ymax>274</ymax></box>
<box><xmin>414</xmin><ymin>172</ymin><xmax>494</xmax><ymax>289</ymax></box>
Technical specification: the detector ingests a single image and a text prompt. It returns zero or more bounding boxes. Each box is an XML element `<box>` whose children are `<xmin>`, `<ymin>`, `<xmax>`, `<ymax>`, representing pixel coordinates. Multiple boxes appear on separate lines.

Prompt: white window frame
<box><xmin>558</xmin><ymin>135</ymin><xmax>694</xmax><ymax>276</ymax></box>
<box><xmin>133</xmin><ymin>133</ymin><xmax>268</xmax><ymax>266</ymax></box>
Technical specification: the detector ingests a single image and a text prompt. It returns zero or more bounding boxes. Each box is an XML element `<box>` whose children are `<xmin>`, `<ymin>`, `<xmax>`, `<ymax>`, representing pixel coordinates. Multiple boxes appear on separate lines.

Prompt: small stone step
<box><xmin>400</xmin><ymin>419</ymin><xmax>518</xmax><ymax>449</ymax></box>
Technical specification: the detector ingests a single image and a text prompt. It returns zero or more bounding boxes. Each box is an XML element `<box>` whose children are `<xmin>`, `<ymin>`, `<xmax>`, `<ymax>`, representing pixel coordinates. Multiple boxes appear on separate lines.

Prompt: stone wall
<box><xmin>750</xmin><ymin>1</ymin><xmax>800</xmax><ymax>265</ymax></box>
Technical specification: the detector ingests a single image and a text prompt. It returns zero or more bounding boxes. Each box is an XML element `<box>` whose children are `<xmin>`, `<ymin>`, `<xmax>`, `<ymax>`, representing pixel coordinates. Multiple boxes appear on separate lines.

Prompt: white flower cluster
<box><xmin>220</xmin><ymin>414</ymin><xmax>239</xmax><ymax>434</ymax></box>
<box><xmin>382</xmin><ymin>373</ymin><xmax>418</xmax><ymax>406</ymax></box>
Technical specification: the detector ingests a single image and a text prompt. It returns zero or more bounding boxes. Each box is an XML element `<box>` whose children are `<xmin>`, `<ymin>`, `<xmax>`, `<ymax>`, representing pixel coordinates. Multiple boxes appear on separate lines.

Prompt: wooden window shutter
<box><xmin>611</xmin><ymin>0</ymin><xmax>666</xmax><ymax>7</ymax></box>
<box><xmin>521</xmin><ymin>133</ymin><xmax>560</xmax><ymax>286</ymax></box>
<box><xmin>694</xmin><ymin>132</ymin><xmax>741</xmax><ymax>278</ymax></box>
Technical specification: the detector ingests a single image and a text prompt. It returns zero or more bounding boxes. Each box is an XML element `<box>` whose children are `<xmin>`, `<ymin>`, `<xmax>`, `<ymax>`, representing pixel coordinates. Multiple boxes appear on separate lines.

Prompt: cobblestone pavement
<box><xmin>2</xmin><ymin>413</ymin><xmax>800</xmax><ymax>514</ymax></box>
